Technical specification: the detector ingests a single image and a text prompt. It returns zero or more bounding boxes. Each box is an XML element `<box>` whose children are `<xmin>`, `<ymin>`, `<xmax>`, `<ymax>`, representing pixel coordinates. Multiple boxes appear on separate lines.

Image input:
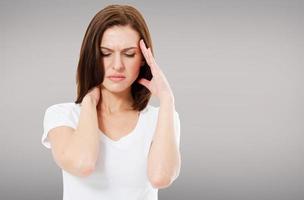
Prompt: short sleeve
<box><xmin>42</xmin><ymin>104</ymin><xmax>75</xmax><ymax>149</ymax></box>
<box><xmin>174</xmin><ymin>111</ymin><xmax>181</xmax><ymax>148</ymax></box>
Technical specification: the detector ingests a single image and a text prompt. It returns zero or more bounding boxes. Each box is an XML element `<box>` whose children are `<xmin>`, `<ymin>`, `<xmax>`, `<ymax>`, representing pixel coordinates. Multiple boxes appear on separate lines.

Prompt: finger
<box><xmin>146</xmin><ymin>48</ymin><xmax>158</xmax><ymax>74</ymax></box>
<box><xmin>140</xmin><ymin>40</ymin><xmax>154</xmax><ymax>66</ymax></box>
<box><xmin>137</xmin><ymin>78</ymin><xmax>150</xmax><ymax>90</ymax></box>
<box><xmin>147</xmin><ymin>47</ymin><xmax>156</xmax><ymax>65</ymax></box>
<box><xmin>147</xmin><ymin>47</ymin><xmax>159</xmax><ymax>72</ymax></box>
<box><xmin>139</xmin><ymin>40</ymin><xmax>156</xmax><ymax>73</ymax></box>
<box><xmin>139</xmin><ymin>39</ymin><xmax>149</xmax><ymax>62</ymax></box>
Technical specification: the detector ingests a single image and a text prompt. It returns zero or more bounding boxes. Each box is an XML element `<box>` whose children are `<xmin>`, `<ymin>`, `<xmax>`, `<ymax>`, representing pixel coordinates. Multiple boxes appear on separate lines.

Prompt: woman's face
<box><xmin>100</xmin><ymin>25</ymin><xmax>144</xmax><ymax>93</ymax></box>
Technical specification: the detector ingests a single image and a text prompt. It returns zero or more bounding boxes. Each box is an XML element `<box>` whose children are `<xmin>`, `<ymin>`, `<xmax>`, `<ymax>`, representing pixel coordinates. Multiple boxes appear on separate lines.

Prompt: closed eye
<box><xmin>125</xmin><ymin>53</ymin><xmax>135</xmax><ymax>57</ymax></box>
<box><xmin>101</xmin><ymin>53</ymin><xmax>111</xmax><ymax>57</ymax></box>
<box><xmin>101</xmin><ymin>53</ymin><xmax>136</xmax><ymax>57</ymax></box>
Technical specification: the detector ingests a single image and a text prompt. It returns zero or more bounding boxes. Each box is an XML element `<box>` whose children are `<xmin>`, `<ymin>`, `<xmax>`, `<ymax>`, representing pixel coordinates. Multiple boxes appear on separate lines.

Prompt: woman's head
<box><xmin>100</xmin><ymin>25</ymin><xmax>144</xmax><ymax>95</ymax></box>
<box><xmin>75</xmin><ymin>4</ymin><xmax>153</xmax><ymax>111</ymax></box>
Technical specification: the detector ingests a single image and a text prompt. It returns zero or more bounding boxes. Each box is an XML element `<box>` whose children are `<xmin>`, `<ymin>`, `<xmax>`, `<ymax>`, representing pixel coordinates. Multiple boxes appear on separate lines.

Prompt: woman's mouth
<box><xmin>108</xmin><ymin>76</ymin><xmax>126</xmax><ymax>82</ymax></box>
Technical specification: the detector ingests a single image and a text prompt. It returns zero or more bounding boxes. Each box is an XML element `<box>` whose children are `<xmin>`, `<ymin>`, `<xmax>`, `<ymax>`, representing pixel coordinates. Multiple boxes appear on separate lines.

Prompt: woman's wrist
<box><xmin>83</xmin><ymin>95</ymin><xmax>97</xmax><ymax>107</ymax></box>
<box><xmin>159</xmin><ymin>93</ymin><xmax>175</xmax><ymax>105</ymax></box>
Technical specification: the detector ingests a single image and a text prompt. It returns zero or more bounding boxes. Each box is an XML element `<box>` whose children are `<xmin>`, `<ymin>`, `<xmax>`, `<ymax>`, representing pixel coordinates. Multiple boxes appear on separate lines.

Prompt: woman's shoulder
<box><xmin>145</xmin><ymin>104</ymin><xmax>178</xmax><ymax>112</ymax></box>
<box><xmin>144</xmin><ymin>104</ymin><xmax>159</xmax><ymax>113</ymax></box>
<box><xmin>45</xmin><ymin>102</ymin><xmax>80</xmax><ymax>114</ymax></box>
<box><xmin>144</xmin><ymin>104</ymin><xmax>180</xmax><ymax>118</ymax></box>
<box><xmin>142</xmin><ymin>104</ymin><xmax>160</xmax><ymax>120</ymax></box>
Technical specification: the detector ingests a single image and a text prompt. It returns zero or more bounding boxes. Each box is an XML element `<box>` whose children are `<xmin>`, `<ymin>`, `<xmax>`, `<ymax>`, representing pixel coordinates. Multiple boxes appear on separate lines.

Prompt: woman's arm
<box><xmin>48</xmin><ymin>96</ymin><xmax>100</xmax><ymax>177</ymax></box>
<box><xmin>138</xmin><ymin>39</ymin><xmax>181</xmax><ymax>188</ymax></box>
<box><xmin>147</xmin><ymin>97</ymin><xmax>181</xmax><ymax>189</ymax></box>
<box><xmin>63</xmin><ymin>96</ymin><xmax>100</xmax><ymax>176</ymax></box>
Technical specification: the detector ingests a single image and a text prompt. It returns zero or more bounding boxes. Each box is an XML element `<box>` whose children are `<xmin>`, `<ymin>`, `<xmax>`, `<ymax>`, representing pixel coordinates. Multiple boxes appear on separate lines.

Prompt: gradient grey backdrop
<box><xmin>1</xmin><ymin>0</ymin><xmax>303</xmax><ymax>199</ymax></box>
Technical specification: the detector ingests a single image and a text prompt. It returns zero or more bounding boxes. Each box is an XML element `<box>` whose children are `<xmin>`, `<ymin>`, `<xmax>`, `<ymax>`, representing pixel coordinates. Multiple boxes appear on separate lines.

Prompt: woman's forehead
<box><xmin>101</xmin><ymin>25</ymin><xmax>140</xmax><ymax>49</ymax></box>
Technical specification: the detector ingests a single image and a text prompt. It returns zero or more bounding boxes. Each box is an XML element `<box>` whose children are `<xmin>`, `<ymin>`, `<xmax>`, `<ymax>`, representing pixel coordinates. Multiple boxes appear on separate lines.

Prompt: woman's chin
<box><xmin>102</xmin><ymin>84</ymin><xmax>131</xmax><ymax>94</ymax></box>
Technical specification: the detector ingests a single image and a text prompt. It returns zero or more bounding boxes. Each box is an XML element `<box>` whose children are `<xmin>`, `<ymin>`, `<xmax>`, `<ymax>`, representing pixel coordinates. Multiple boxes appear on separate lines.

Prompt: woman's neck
<box><xmin>99</xmin><ymin>86</ymin><xmax>134</xmax><ymax>115</ymax></box>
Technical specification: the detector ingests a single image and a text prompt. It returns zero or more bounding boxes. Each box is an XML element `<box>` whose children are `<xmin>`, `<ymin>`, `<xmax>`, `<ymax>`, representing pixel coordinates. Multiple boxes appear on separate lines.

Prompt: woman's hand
<box><xmin>83</xmin><ymin>86</ymin><xmax>101</xmax><ymax>107</ymax></box>
<box><xmin>138</xmin><ymin>39</ymin><xmax>175</xmax><ymax>103</ymax></box>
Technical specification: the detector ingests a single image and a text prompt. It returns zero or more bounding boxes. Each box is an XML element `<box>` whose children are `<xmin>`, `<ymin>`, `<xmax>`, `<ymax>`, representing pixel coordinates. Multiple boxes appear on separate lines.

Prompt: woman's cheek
<box><xmin>102</xmin><ymin>59</ymin><xmax>110</xmax><ymax>69</ymax></box>
<box><xmin>131</xmin><ymin>57</ymin><xmax>142</xmax><ymax>68</ymax></box>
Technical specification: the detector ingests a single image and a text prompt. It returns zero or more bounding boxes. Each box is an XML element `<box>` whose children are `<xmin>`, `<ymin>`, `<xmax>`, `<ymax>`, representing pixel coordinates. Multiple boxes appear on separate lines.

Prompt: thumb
<box><xmin>137</xmin><ymin>78</ymin><xmax>150</xmax><ymax>89</ymax></box>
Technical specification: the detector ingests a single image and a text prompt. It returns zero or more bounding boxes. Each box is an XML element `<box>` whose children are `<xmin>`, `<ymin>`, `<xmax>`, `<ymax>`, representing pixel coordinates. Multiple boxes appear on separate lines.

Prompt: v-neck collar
<box><xmin>75</xmin><ymin>103</ymin><xmax>150</xmax><ymax>146</ymax></box>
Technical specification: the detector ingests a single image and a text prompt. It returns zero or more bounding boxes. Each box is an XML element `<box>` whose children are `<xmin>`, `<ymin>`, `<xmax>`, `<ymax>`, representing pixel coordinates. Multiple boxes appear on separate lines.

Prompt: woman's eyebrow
<box><xmin>100</xmin><ymin>46</ymin><xmax>138</xmax><ymax>51</ymax></box>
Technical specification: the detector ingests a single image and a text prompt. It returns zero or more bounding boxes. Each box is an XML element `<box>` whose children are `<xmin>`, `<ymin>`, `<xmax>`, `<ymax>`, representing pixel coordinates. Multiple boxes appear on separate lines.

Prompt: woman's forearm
<box><xmin>147</xmin><ymin>98</ymin><xmax>181</xmax><ymax>188</ymax></box>
<box><xmin>64</xmin><ymin>96</ymin><xmax>100</xmax><ymax>174</ymax></box>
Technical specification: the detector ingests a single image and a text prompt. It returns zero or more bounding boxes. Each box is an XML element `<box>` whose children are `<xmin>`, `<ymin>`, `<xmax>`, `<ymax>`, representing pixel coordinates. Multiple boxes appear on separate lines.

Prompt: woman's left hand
<box><xmin>137</xmin><ymin>39</ymin><xmax>175</xmax><ymax>103</ymax></box>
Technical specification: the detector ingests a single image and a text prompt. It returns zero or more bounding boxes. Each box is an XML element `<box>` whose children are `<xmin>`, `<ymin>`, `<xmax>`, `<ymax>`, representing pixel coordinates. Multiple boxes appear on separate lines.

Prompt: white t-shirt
<box><xmin>41</xmin><ymin>102</ymin><xmax>180</xmax><ymax>200</ymax></box>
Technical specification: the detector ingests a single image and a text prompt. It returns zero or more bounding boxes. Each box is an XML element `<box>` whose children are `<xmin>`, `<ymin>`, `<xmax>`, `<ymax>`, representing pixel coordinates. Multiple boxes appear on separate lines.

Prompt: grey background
<box><xmin>1</xmin><ymin>0</ymin><xmax>303</xmax><ymax>199</ymax></box>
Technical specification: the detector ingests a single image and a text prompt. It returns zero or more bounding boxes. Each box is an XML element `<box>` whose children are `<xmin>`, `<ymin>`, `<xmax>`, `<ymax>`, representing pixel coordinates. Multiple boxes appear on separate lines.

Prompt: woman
<box><xmin>42</xmin><ymin>4</ymin><xmax>181</xmax><ymax>200</ymax></box>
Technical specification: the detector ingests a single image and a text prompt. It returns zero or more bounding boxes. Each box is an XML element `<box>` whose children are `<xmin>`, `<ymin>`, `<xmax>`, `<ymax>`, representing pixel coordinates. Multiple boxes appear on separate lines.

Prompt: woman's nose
<box><xmin>112</xmin><ymin>54</ymin><xmax>124</xmax><ymax>71</ymax></box>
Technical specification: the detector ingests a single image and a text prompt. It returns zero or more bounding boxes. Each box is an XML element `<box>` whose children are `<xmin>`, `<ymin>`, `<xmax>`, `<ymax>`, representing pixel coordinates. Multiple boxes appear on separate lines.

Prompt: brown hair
<box><xmin>74</xmin><ymin>4</ymin><xmax>153</xmax><ymax>111</ymax></box>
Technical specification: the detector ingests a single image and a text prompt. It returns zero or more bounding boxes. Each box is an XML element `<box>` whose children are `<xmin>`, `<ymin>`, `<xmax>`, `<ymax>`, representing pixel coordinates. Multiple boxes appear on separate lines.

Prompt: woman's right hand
<box><xmin>83</xmin><ymin>86</ymin><xmax>101</xmax><ymax>107</ymax></box>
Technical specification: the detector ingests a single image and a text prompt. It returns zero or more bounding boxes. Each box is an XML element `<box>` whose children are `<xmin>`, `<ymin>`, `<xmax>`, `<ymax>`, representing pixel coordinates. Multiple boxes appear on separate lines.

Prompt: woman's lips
<box><xmin>108</xmin><ymin>76</ymin><xmax>126</xmax><ymax>82</ymax></box>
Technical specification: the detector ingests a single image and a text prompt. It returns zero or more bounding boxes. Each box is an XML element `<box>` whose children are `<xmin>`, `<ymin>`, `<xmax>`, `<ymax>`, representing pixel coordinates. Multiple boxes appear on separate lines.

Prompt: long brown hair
<box><xmin>74</xmin><ymin>4</ymin><xmax>153</xmax><ymax>111</ymax></box>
